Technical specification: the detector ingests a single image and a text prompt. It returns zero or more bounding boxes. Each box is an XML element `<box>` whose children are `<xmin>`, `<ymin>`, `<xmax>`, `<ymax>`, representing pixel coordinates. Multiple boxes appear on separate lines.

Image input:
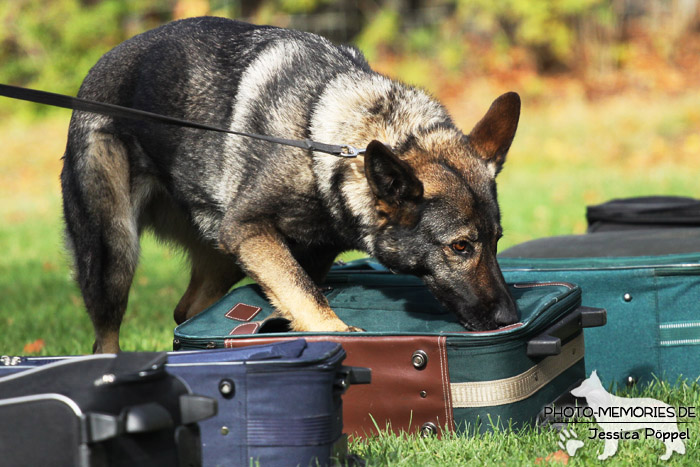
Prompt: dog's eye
<box><xmin>451</xmin><ymin>240</ymin><xmax>472</xmax><ymax>255</ymax></box>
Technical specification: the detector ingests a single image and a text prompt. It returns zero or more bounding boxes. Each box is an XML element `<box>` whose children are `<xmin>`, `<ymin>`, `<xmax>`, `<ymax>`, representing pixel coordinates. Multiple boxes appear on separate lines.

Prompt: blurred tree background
<box><xmin>2</xmin><ymin>1</ymin><xmax>700</xmax><ymax>355</ymax></box>
<box><xmin>2</xmin><ymin>0</ymin><xmax>699</xmax><ymax>237</ymax></box>
<box><xmin>2</xmin><ymin>0</ymin><xmax>700</xmax><ymax>112</ymax></box>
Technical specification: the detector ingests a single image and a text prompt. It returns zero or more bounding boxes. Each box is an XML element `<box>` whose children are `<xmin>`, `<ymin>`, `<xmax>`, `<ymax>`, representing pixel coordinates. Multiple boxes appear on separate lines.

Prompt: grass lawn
<box><xmin>350</xmin><ymin>376</ymin><xmax>700</xmax><ymax>466</ymax></box>
<box><xmin>1</xmin><ymin>88</ymin><xmax>699</xmax><ymax>465</ymax></box>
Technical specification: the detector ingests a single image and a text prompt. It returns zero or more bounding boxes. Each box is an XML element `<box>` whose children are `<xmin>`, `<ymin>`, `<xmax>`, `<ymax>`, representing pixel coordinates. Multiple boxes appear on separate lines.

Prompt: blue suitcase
<box><xmin>0</xmin><ymin>340</ymin><xmax>368</xmax><ymax>467</ymax></box>
<box><xmin>167</xmin><ymin>340</ymin><xmax>368</xmax><ymax>466</ymax></box>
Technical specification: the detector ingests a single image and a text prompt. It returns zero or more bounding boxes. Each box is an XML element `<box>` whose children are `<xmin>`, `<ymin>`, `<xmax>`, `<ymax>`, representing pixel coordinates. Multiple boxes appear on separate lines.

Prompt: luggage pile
<box><xmin>174</xmin><ymin>262</ymin><xmax>605</xmax><ymax>437</ymax></box>
<box><xmin>3</xmin><ymin>195</ymin><xmax>698</xmax><ymax>465</ymax></box>
<box><xmin>500</xmin><ymin>196</ymin><xmax>700</xmax><ymax>387</ymax></box>
<box><xmin>0</xmin><ymin>340</ymin><xmax>367</xmax><ymax>466</ymax></box>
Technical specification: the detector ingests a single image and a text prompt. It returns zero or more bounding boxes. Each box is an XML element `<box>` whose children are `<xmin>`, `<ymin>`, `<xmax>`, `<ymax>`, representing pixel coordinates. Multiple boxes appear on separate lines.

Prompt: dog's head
<box><xmin>364</xmin><ymin>92</ymin><xmax>520</xmax><ymax>331</ymax></box>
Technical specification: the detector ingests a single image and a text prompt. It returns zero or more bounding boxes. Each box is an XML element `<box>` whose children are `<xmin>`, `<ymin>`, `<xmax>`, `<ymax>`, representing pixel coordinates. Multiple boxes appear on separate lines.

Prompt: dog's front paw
<box><xmin>291</xmin><ymin>316</ymin><xmax>364</xmax><ymax>333</ymax></box>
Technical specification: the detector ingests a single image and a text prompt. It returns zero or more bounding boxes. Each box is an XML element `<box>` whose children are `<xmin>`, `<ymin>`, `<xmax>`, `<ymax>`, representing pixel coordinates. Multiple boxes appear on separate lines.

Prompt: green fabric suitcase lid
<box><xmin>174</xmin><ymin>271</ymin><xmax>582</xmax><ymax>346</ymax></box>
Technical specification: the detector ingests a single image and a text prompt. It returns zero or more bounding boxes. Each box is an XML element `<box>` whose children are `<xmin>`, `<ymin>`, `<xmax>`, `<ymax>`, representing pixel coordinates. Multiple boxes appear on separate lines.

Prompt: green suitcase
<box><xmin>174</xmin><ymin>266</ymin><xmax>605</xmax><ymax>437</ymax></box>
<box><xmin>499</xmin><ymin>228</ymin><xmax>700</xmax><ymax>388</ymax></box>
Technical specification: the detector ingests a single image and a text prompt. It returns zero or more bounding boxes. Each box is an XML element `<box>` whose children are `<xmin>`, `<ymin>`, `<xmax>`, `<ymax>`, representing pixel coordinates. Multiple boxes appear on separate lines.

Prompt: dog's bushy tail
<box><xmin>61</xmin><ymin>129</ymin><xmax>138</xmax><ymax>352</ymax></box>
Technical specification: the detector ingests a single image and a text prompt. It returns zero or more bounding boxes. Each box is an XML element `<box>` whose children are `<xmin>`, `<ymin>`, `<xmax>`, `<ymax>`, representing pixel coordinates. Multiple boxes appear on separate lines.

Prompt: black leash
<box><xmin>0</xmin><ymin>83</ymin><xmax>364</xmax><ymax>158</ymax></box>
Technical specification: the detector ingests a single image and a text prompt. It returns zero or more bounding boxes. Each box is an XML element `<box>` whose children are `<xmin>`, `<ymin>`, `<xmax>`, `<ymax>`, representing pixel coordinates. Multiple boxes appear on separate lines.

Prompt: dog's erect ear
<box><xmin>364</xmin><ymin>140</ymin><xmax>423</xmax><ymax>205</ymax></box>
<box><xmin>468</xmin><ymin>92</ymin><xmax>520</xmax><ymax>175</ymax></box>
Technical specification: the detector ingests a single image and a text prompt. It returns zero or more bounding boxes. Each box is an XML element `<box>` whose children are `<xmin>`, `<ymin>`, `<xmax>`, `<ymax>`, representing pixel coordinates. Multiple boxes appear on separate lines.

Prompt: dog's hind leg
<box><xmin>174</xmin><ymin>247</ymin><xmax>244</xmax><ymax>324</ymax></box>
<box><xmin>62</xmin><ymin>132</ymin><xmax>138</xmax><ymax>353</ymax></box>
<box><xmin>138</xmin><ymin>190</ymin><xmax>245</xmax><ymax>325</ymax></box>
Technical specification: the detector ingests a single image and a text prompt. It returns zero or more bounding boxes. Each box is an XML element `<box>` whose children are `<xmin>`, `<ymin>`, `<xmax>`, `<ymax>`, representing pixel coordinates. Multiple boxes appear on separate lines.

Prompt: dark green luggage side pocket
<box><xmin>501</xmin><ymin>254</ymin><xmax>700</xmax><ymax>387</ymax></box>
<box><xmin>654</xmin><ymin>266</ymin><xmax>700</xmax><ymax>382</ymax></box>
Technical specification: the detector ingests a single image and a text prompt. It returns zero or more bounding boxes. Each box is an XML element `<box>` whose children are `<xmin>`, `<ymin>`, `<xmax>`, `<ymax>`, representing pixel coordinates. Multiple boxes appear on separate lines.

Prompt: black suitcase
<box><xmin>0</xmin><ymin>352</ymin><xmax>217</xmax><ymax>467</ymax></box>
<box><xmin>586</xmin><ymin>196</ymin><xmax>700</xmax><ymax>232</ymax></box>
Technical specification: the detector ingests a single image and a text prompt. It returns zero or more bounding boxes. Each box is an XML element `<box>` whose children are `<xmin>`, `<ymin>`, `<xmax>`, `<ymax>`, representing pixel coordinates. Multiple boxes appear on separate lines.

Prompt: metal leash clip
<box><xmin>338</xmin><ymin>145</ymin><xmax>365</xmax><ymax>158</ymax></box>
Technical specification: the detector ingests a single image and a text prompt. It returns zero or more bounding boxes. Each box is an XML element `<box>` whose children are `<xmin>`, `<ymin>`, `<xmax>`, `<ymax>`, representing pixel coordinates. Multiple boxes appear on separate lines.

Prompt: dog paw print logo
<box><xmin>558</xmin><ymin>428</ymin><xmax>584</xmax><ymax>456</ymax></box>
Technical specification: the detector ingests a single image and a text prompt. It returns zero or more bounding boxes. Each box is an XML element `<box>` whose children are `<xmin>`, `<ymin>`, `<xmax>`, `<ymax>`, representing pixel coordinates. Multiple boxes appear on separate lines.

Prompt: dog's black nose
<box><xmin>494</xmin><ymin>298</ymin><xmax>519</xmax><ymax>326</ymax></box>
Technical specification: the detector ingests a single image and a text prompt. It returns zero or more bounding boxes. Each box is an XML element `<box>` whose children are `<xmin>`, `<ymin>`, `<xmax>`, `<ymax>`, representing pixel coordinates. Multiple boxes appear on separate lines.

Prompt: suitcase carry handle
<box><xmin>526</xmin><ymin>306</ymin><xmax>606</xmax><ymax>357</ymax></box>
<box><xmin>87</xmin><ymin>403</ymin><xmax>172</xmax><ymax>442</ymax></box>
<box><xmin>335</xmin><ymin>365</ymin><xmax>372</xmax><ymax>393</ymax></box>
<box><xmin>86</xmin><ymin>395</ymin><xmax>217</xmax><ymax>442</ymax></box>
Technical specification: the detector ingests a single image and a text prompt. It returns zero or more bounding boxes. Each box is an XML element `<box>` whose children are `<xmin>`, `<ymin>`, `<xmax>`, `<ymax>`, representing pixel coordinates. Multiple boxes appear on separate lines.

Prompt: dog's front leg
<box><xmin>220</xmin><ymin>222</ymin><xmax>359</xmax><ymax>332</ymax></box>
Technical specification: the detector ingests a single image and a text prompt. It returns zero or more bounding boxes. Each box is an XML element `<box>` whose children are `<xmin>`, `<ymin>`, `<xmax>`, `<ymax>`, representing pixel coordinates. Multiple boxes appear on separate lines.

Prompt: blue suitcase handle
<box><xmin>526</xmin><ymin>306</ymin><xmax>607</xmax><ymax>357</ymax></box>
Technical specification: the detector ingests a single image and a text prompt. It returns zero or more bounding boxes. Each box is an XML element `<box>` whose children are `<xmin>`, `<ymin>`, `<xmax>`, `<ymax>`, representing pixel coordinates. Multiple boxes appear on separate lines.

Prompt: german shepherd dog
<box><xmin>61</xmin><ymin>17</ymin><xmax>520</xmax><ymax>353</ymax></box>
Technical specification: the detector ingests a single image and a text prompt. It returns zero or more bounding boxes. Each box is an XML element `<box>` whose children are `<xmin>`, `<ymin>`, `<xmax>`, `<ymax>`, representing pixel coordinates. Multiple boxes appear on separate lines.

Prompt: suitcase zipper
<box><xmin>170</xmin><ymin>340</ymin><xmax>348</xmax><ymax>369</ymax></box>
<box><xmin>513</xmin><ymin>282</ymin><xmax>576</xmax><ymax>290</ymax></box>
<box><xmin>448</xmin><ymin>285</ymin><xmax>583</xmax><ymax>346</ymax></box>
<box><xmin>177</xmin><ymin>288</ymin><xmax>582</xmax><ymax>349</ymax></box>
<box><xmin>503</xmin><ymin>262</ymin><xmax>700</xmax><ymax>272</ymax></box>
<box><xmin>175</xmin><ymin>283</ymin><xmax>582</xmax><ymax>348</ymax></box>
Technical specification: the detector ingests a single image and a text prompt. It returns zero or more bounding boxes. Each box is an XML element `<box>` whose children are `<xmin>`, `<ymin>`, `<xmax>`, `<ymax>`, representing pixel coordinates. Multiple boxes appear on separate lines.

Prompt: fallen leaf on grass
<box><xmin>23</xmin><ymin>339</ymin><xmax>45</xmax><ymax>354</ymax></box>
<box><xmin>535</xmin><ymin>450</ymin><xmax>569</xmax><ymax>465</ymax></box>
